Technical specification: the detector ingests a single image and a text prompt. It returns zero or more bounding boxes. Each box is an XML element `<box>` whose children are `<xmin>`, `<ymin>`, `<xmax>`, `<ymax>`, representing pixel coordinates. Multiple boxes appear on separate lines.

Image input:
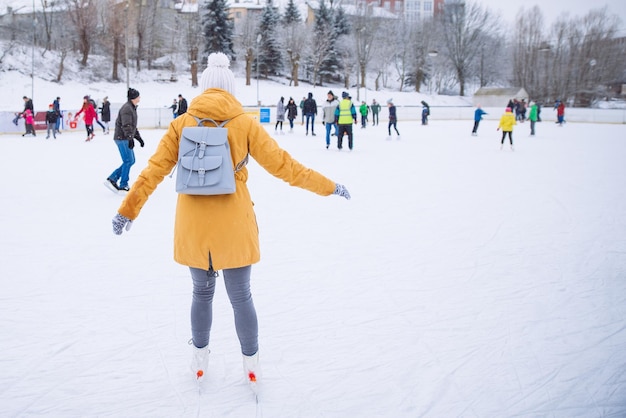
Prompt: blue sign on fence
<box><xmin>259</xmin><ymin>108</ymin><xmax>271</xmax><ymax>124</ymax></box>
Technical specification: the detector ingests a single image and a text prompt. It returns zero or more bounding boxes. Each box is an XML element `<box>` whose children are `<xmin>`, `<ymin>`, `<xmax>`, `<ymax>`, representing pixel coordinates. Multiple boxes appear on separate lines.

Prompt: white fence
<box><xmin>2</xmin><ymin>105</ymin><xmax>625</xmax><ymax>135</ymax></box>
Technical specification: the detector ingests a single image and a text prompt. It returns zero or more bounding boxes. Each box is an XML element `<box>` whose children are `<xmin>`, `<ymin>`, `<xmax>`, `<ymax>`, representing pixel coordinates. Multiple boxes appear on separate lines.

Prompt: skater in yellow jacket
<box><xmin>497</xmin><ymin>107</ymin><xmax>516</xmax><ymax>151</ymax></box>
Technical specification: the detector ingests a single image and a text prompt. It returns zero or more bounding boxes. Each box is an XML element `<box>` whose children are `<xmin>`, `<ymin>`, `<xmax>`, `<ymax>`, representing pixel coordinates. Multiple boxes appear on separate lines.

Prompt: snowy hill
<box><xmin>0</xmin><ymin>40</ymin><xmax>472</xmax><ymax>112</ymax></box>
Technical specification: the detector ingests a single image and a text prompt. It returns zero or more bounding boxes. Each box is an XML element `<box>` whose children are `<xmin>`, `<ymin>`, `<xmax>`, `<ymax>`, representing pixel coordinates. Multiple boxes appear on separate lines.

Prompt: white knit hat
<box><xmin>200</xmin><ymin>52</ymin><xmax>235</xmax><ymax>95</ymax></box>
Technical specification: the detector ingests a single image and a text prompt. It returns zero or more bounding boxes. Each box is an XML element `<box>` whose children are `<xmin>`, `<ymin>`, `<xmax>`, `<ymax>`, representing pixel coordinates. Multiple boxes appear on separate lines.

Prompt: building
<box><xmin>229</xmin><ymin>0</ymin><xmax>264</xmax><ymax>26</ymax></box>
<box><xmin>403</xmin><ymin>0</ymin><xmax>444</xmax><ymax>21</ymax></box>
<box><xmin>347</xmin><ymin>0</ymin><xmax>444</xmax><ymax>20</ymax></box>
<box><xmin>473</xmin><ymin>87</ymin><xmax>529</xmax><ymax>108</ymax></box>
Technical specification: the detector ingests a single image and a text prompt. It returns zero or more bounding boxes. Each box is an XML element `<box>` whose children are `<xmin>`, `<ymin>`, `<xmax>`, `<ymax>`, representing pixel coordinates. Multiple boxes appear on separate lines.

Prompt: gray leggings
<box><xmin>190</xmin><ymin>265</ymin><xmax>258</xmax><ymax>356</ymax></box>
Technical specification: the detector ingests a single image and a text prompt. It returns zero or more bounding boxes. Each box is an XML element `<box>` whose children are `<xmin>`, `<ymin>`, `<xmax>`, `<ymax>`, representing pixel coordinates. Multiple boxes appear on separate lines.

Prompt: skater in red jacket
<box><xmin>75</xmin><ymin>96</ymin><xmax>98</xmax><ymax>141</ymax></box>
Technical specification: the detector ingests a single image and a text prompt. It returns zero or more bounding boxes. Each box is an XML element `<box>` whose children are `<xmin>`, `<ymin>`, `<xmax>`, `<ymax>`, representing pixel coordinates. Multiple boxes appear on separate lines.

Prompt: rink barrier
<box><xmin>1</xmin><ymin>105</ymin><xmax>625</xmax><ymax>134</ymax></box>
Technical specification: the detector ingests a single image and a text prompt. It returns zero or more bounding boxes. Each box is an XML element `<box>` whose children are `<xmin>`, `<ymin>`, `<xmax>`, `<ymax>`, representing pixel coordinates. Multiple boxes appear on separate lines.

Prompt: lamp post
<box><xmin>125</xmin><ymin>0</ymin><xmax>130</xmax><ymax>91</ymax></box>
<box><xmin>31</xmin><ymin>0</ymin><xmax>36</xmax><ymax>102</ymax></box>
<box><xmin>427</xmin><ymin>50</ymin><xmax>438</xmax><ymax>94</ymax></box>
<box><xmin>256</xmin><ymin>34</ymin><xmax>262</xmax><ymax>106</ymax></box>
<box><xmin>538</xmin><ymin>42</ymin><xmax>551</xmax><ymax>103</ymax></box>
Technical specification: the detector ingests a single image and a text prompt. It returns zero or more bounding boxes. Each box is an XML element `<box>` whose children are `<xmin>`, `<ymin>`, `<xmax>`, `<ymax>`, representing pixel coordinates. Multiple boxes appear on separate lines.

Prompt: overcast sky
<box><xmin>474</xmin><ymin>0</ymin><xmax>626</xmax><ymax>30</ymax></box>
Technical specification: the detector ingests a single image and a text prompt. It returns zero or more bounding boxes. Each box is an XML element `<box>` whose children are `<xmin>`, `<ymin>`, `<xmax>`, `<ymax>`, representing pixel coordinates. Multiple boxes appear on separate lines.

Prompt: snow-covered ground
<box><xmin>1</xmin><ymin>39</ymin><xmax>626</xmax><ymax>416</ymax></box>
<box><xmin>1</xmin><ymin>110</ymin><xmax>626</xmax><ymax>416</ymax></box>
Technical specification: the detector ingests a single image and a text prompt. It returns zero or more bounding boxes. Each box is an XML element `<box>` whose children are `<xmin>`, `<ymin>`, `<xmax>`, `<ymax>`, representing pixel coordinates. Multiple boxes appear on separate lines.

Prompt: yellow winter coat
<box><xmin>498</xmin><ymin>110</ymin><xmax>516</xmax><ymax>132</ymax></box>
<box><xmin>117</xmin><ymin>88</ymin><xmax>336</xmax><ymax>271</ymax></box>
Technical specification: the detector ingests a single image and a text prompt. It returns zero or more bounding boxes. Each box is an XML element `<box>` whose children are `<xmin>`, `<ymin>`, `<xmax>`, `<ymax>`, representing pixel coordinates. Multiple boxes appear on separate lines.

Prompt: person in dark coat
<box><xmin>177</xmin><ymin>94</ymin><xmax>188</xmax><ymax>117</ymax></box>
<box><xmin>13</xmin><ymin>96</ymin><xmax>34</xmax><ymax>126</ymax></box>
<box><xmin>23</xmin><ymin>96</ymin><xmax>34</xmax><ymax>112</ymax></box>
<box><xmin>303</xmin><ymin>92</ymin><xmax>317</xmax><ymax>136</ymax></box>
<box><xmin>100</xmin><ymin>96</ymin><xmax>111</xmax><ymax>134</ymax></box>
<box><xmin>386</xmin><ymin>99</ymin><xmax>400</xmax><ymax>140</ymax></box>
<box><xmin>53</xmin><ymin>97</ymin><xmax>62</xmax><ymax>134</ymax></box>
<box><xmin>286</xmin><ymin>97</ymin><xmax>298</xmax><ymax>132</ymax></box>
<box><xmin>106</xmin><ymin>88</ymin><xmax>144</xmax><ymax>192</ymax></box>
<box><xmin>421</xmin><ymin>100</ymin><xmax>430</xmax><ymax>125</ymax></box>
<box><xmin>45</xmin><ymin>103</ymin><xmax>58</xmax><ymax>139</ymax></box>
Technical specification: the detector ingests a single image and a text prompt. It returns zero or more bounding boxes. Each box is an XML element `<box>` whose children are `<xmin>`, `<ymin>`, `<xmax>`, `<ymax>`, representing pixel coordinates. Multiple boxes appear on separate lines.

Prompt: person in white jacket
<box><xmin>322</xmin><ymin>90</ymin><xmax>339</xmax><ymax>149</ymax></box>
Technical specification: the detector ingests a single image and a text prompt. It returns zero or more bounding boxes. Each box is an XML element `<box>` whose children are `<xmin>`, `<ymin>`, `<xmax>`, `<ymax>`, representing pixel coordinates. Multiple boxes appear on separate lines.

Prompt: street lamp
<box><xmin>125</xmin><ymin>0</ymin><xmax>130</xmax><ymax>91</ymax></box>
<box><xmin>256</xmin><ymin>34</ymin><xmax>262</xmax><ymax>106</ymax></box>
<box><xmin>426</xmin><ymin>50</ymin><xmax>438</xmax><ymax>94</ymax></box>
<box><xmin>32</xmin><ymin>0</ymin><xmax>36</xmax><ymax>102</ymax></box>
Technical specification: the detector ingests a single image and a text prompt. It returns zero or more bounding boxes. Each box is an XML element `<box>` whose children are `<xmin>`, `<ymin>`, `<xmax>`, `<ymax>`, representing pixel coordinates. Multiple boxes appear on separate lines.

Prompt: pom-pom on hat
<box><xmin>128</xmin><ymin>88</ymin><xmax>140</xmax><ymax>100</ymax></box>
<box><xmin>200</xmin><ymin>52</ymin><xmax>236</xmax><ymax>95</ymax></box>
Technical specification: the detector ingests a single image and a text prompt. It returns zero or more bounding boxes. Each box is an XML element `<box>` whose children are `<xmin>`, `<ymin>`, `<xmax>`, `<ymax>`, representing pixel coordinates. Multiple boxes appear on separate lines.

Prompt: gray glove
<box><xmin>333</xmin><ymin>183</ymin><xmax>351</xmax><ymax>200</ymax></box>
<box><xmin>112</xmin><ymin>213</ymin><xmax>133</xmax><ymax>235</ymax></box>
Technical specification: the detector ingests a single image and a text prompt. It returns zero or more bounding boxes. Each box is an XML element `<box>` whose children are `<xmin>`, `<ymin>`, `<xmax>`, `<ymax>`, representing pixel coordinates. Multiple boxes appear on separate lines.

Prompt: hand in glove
<box><xmin>112</xmin><ymin>213</ymin><xmax>133</xmax><ymax>235</ymax></box>
<box><xmin>134</xmin><ymin>131</ymin><xmax>144</xmax><ymax>147</ymax></box>
<box><xmin>333</xmin><ymin>183</ymin><xmax>351</xmax><ymax>200</ymax></box>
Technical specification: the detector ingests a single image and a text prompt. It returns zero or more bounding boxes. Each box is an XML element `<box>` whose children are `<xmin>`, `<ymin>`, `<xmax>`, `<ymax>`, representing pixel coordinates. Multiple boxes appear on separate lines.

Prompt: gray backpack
<box><xmin>175</xmin><ymin>115</ymin><xmax>248</xmax><ymax>195</ymax></box>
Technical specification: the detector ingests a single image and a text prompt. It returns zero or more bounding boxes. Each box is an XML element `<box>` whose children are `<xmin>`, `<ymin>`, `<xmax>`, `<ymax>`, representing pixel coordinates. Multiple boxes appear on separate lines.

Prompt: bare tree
<box><xmin>352</xmin><ymin>5</ymin><xmax>379</xmax><ymax>89</ymax></box>
<box><xmin>234</xmin><ymin>15</ymin><xmax>259</xmax><ymax>86</ymax></box>
<box><xmin>370</xmin><ymin>20</ymin><xmax>397</xmax><ymax>90</ymax></box>
<box><xmin>133</xmin><ymin>0</ymin><xmax>159</xmax><ymax>71</ymax></box>
<box><xmin>180</xmin><ymin>11</ymin><xmax>202</xmax><ymax>87</ymax></box>
<box><xmin>65</xmin><ymin>0</ymin><xmax>98</xmax><ymax>66</ymax></box>
<box><xmin>542</xmin><ymin>7</ymin><xmax>624</xmax><ymax>106</ymax></box>
<box><xmin>39</xmin><ymin>0</ymin><xmax>55</xmax><ymax>53</ymax></box>
<box><xmin>474</xmin><ymin>34</ymin><xmax>504</xmax><ymax>88</ymax></box>
<box><xmin>104</xmin><ymin>0</ymin><xmax>127</xmax><ymax>81</ymax></box>
<box><xmin>0</xmin><ymin>40</ymin><xmax>17</xmax><ymax>65</ymax></box>
<box><xmin>438</xmin><ymin>0</ymin><xmax>496</xmax><ymax>96</ymax></box>
<box><xmin>409</xmin><ymin>18</ymin><xmax>438</xmax><ymax>92</ymax></box>
<box><xmin>389</xmin><ymin>17</ymin><xmax>415</xmax><ymax>92</ymax></box>
<box><xmin>283</xmin><ymin>22</ymin><xmax>308</xmax><ymax>86</ymax></box>
<box><xmin>512</xmin><ymin>7</ymin><xmax>545</xmax><ymax>98</ymax></box>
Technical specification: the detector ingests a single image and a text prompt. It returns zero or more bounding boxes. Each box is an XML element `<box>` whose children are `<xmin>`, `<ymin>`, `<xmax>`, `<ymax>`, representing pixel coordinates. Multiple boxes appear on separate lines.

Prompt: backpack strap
<box><xmin>191</xmin><ymin>115</ymin><xmax>230</xmax><ymax>128</ymax></box>
<box><xmin>188</xmin><ymin>115</ymin><xmax>248</xmax><ymax>173</ymax></box>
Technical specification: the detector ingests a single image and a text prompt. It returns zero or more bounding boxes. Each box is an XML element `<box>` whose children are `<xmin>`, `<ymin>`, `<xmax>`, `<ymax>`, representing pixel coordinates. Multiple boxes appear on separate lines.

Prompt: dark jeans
<box><xmin>305</xmin><ymin>114</ymin><xmax>315</xmax><ymax>133</ymax></box>
<box><xmin>388</xmin><ymin>121</ymin><xmax>399</xmax><ymax>136</ymax></box>
<box><xmin>472</xmin><ymin>120</ymin><xmax>480</xmax><ymax>133</ymax></box>
<box><xmin>337</xmin><ymin>124</ymin><xmax>353</xmax><ymax>150</ymax></box>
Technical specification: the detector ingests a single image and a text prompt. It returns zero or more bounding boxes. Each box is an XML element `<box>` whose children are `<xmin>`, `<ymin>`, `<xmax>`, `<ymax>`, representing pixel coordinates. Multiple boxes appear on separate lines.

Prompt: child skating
<box><xmin>497</xmin><ymin>107</ymin><xmax>516</xmax><ymax>151</ymax></box>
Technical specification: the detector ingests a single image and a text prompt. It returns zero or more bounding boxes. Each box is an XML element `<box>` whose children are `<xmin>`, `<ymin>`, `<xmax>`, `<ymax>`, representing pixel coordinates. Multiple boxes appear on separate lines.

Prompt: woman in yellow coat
<box><xmin>497</xmin><ymin>107</ymin><xmax>517</xmax><ymax>151</ymax></box>
<box><xmin>110</xmin><ymin>52</ymin><xmax>351</xmax><ymax>392</ymax></box>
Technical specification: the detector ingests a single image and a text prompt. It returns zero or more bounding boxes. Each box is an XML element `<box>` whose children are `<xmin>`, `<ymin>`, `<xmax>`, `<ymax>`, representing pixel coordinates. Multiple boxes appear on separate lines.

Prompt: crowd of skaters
<box><xmin>472</xmin><ymin>97</ymin><xmax>566</xmax><ymax>151</ymax></box>
<box><xmin>14</xmin><ymin>89</ymin><xmax>567</xmax><ymax>153</ymax></box>
<box><xmin>13</xmin><ymin>94</ymin><xmax>113</xmax><ymax>141</ymax></box>
<box><xmin>270</xmin><ymin>90</ymin><xmax>421</xmax><ymax>150</ymax></box>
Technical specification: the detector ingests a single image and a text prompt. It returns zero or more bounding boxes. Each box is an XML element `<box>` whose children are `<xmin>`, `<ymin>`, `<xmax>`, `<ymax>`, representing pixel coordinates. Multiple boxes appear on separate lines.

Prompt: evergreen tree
<box><xmin>317</xmin><ymin>1</ymin><xmax>343</xmax><ymax>83</ymax></box>
<box><xmin>201</xmin><ymin>0</ymin><xmax>235</xmax><ymax>59</ymax></box>
<box><xmin>283</xmin><ymin>0</ymin><xmax>301</xmax><ymax>25</ymax></box>
<box><xmin>333</xmin><ymin>6</ymin><xmax>350</xmax><ymax>36</ymax></box>
<box><xmin>258</xmin><ymin>0</ymin><xmax>283</xmax><ymax>77</ymax></box>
